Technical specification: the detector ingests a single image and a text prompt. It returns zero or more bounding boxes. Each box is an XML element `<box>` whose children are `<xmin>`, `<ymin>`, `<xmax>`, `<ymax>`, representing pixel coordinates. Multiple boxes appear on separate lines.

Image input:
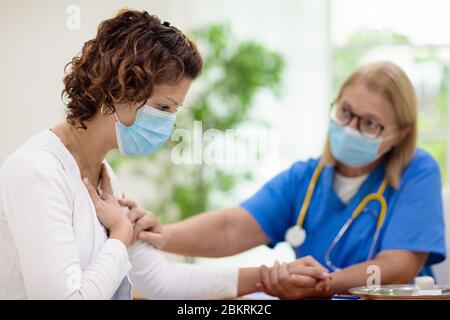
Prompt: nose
<box><xmin>348</xmin><ymin>117</ymin><xmax>359</xmax><ymax>130</ymax></box>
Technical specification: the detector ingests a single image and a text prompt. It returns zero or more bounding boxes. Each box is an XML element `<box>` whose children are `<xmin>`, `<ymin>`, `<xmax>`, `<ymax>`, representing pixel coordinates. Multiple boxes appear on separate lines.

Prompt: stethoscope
<box><xmin>285</xmin><ymin>162</ymin><xmax>388</xmax><ymax>271</ymax></box>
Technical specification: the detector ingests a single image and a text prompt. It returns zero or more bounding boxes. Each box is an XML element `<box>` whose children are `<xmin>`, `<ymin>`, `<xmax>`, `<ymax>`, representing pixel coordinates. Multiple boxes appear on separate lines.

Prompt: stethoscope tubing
<box><xmin>292</xmin><ymin>162</ymin><xmax>388</xmax><ymax>272</ymax></box>
<box><xmin>324</xmin><ymin>216</ymin><xmax>383</xmax><ymax>271</ymax></box>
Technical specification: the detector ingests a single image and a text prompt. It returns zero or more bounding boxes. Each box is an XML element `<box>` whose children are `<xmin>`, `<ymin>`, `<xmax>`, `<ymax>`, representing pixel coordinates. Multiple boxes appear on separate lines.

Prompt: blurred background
<box><xmin>1</xmin><ymin>0</ymin><xmax>450</xmax><ymax>276</ymax></box>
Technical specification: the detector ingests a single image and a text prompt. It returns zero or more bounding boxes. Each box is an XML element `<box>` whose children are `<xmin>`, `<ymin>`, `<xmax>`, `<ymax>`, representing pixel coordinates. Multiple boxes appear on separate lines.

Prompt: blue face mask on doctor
<box><xmin>329</xmin><ymin>120</ymin><xmax>393</xmax><ymax>167</ymax></box>
<box><xmin>114</xmin><ymin>105</ymin><xmax>176</xmax><ymax>156</ymax></box>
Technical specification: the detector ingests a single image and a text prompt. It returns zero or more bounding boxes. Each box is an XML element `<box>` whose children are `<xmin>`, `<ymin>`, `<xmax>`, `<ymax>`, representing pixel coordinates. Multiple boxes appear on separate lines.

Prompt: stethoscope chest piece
<box><xmin>285</xmin><ymin>225</ymin><xmax>306</xmax><ymax>247</ymax></box>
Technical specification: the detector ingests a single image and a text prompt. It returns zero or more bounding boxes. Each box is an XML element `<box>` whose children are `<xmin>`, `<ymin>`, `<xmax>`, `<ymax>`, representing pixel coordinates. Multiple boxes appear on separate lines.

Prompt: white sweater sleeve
<box><xmin>1</xmin><ymin>154</ymin><xmax>130</xmax><ymax>299</ymax></box>
<box><xmin>128</xmin><ymin>241</ymin><xmax>239</xmax><ymax>300</ymax></box>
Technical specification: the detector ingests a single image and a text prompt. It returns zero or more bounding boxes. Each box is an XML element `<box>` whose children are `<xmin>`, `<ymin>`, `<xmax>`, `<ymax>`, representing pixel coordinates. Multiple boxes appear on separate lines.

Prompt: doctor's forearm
<box><xmin>323</xmin><ymin>251</ymin><xmax>427</xmax><ymax>295</ymax></box>
<box><xmin>161</xmin><ymin>207</ymin><xmax>268</xmax><ymax>257</ymax></box>
<box><xmin>323</xmin><ymin>262</ymin><xmax>383</xmax><ymax>296</ymax></box>
<box><xmin>324</xmin><ymin>264</ymin><xmax>402</xmax><ymax>296</ymax></box>
<box><xmin>161</xmin><ymin>210</ymin><xmax>230</xmax><ymax>257</ymax></box>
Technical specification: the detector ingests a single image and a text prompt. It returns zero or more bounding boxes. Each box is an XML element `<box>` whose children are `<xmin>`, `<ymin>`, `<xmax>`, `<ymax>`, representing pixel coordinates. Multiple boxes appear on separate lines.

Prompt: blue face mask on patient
<box><xmin>114</xmin><ymin>105</ymin><xmax>176</xmax><ymax>156</ymax></box>
<box><xmin>329</xmin><ymin>121</ymin><xmax>389</xmax><ymax>167</ymax></box>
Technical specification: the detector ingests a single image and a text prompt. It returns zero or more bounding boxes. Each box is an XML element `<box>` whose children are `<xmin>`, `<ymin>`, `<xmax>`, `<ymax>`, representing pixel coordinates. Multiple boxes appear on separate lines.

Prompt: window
<box><xmin>329</xmin><ymin>0</ymin><xmax>450</xmax><ymax>181</ymax></box>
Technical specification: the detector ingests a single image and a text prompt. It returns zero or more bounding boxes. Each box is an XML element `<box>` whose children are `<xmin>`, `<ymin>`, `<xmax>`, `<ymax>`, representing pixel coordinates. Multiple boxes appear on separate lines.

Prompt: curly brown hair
<box><xmin>62</xmin><ymin>9</ymin><xmax>203</xmax><ymax>129</ymax></box>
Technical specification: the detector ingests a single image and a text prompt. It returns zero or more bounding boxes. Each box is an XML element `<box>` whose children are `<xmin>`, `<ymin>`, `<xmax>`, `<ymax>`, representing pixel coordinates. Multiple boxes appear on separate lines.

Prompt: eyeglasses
<box><xmin>330</xmin><ymin>103</ymin><xmax>393</xmax><ymax>139</ymax></box>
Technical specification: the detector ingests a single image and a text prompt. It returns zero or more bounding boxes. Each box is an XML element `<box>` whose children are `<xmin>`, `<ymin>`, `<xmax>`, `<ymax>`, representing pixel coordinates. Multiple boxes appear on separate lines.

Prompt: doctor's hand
<box><xmin>83</xmin><ymin>164</ymin><xmax>133</xmax><ymax>247</ymax></box>
<box><xmin>256</xmin><ymin>256</ymin><xmax>331</xmax><ymax>300</ymax></box>
<box><xmin>118</xmin><ymin>197</ymin><xmax>165</xmax><ymax>247</ymax></box>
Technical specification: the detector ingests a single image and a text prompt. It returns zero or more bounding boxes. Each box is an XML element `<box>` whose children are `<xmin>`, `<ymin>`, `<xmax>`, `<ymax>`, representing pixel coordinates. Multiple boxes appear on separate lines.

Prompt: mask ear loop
<box><xmin>377</xmin><ymin>132</ymin><xmax>400</xmax><ymax>156</ymax></box>
<box><xmin>380</xmin><ymin>133</ymin><xmax>397</xmax><ymax>143</ymax></box>
<box><xmin>101</xmin><ymin>104</ymin><xmax>121</xmax><ymax>124</ymax></box>
<box><xmin>379</xmin><ymin>123</ymin><xmax>410</xmax><ymax>143</ymax></box>
<box><xmin>113</xmin><ymin>112</ymin><xmax>121</xmax><ymax>124</ymax></box>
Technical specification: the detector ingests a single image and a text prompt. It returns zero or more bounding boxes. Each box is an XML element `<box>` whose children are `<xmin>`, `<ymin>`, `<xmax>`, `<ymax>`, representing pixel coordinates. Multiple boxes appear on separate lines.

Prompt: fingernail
<box><xmin>83</xmin><ymin>177</ymin><xmax>89</xmax><ymax>185</ymax></box>
<box><xmin>323</xmin><ymin>272</ymin><xmax>331</xmax><ymax>277</ymax></box>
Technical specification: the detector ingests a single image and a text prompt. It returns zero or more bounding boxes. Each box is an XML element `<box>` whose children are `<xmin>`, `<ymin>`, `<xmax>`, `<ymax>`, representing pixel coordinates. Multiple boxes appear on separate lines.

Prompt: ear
<box><xmin>393</xmin><ymin>127</ymin><xmax>411</xmax><ymax>146</ymax></box>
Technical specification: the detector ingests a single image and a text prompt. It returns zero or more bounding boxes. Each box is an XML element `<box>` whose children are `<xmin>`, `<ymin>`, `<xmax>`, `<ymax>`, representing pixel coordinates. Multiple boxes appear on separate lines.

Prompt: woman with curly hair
<box><xmin>0</xmin><ymin>9</ymin><xmax>327</xmax><ymax>300</ymax></box>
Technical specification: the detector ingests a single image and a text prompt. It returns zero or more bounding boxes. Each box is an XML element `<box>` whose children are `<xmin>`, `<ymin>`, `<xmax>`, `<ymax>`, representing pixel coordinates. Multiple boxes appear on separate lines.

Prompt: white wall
<box><xmin>0</xmin><ymin>0</ymin><xmax>174</xmax><ymax>161</ymax></box>
<box><xmin>0</xmin><ymin>0</ymin><xmax>331</xmax><ymax>168</ymax></box>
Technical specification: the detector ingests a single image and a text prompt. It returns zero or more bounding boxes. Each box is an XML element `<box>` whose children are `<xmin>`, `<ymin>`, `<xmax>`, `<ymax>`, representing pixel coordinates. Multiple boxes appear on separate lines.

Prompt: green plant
<box><xmin>108</xmin><ymin>23</ymin><xmax>284</xmax><ymax>222</ymax></box>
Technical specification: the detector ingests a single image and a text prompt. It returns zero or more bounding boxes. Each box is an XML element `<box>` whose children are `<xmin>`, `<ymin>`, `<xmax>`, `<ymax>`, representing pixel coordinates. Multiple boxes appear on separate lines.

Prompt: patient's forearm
<box><xmin>238</xmin><ymin>267</ymin><xmax>261</xmax><ymax>296</ymax></box>
<box><xmin>129</xmin><ymin>242</ymin><xmax>239</xmax><ymax>299</ymax></box>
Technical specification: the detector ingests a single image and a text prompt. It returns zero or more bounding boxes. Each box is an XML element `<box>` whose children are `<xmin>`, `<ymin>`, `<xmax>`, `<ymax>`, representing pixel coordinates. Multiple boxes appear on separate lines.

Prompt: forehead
<box><xmin>339</xmin><ymin>83</ymin><xmax>396</xmax><ymax>123</ymax></box>
<box><xmin>152</xmin><ymin>78</ymin><xmax>192</xmax><ymax>97</ymax></box>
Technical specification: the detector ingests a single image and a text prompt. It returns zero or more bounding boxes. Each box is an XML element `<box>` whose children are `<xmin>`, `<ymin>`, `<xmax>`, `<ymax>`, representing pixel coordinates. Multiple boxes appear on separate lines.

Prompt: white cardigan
<box><xmin>0</xmin><ymin>130</ymin><xmax>238</xmax><ymax>300</ymax></box>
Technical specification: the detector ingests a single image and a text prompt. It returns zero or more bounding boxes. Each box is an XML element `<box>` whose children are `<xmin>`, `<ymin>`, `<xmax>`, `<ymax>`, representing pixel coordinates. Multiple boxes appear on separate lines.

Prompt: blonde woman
<box><xmin>134</xmin><ymin>61</ymin><xmax>446</xmax><ymax>299</ymax></box>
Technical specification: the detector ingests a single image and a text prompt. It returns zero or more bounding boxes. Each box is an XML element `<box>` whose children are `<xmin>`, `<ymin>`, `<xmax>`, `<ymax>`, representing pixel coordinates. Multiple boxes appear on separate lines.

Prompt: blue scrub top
<box><xmin>240</xmin><ymin>148</ymin><xmax>446</xmax><ymax>275</ymax></box>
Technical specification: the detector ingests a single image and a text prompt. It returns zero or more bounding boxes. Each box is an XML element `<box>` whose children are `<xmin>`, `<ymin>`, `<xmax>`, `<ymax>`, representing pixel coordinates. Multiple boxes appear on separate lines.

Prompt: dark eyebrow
<box><xmin>341</xmin><ymin>100</ymin><xmax>384</xmax><ymax>124</ymax></box>
<box><xmin>340</xmin><ymin>101</ymin><xmax>352</xmax><ymax>109</ymax></box>
<box><xmin>165</xmin><ymin>96</ymin><xmax>179</xmax><ymax>106</ymax></box>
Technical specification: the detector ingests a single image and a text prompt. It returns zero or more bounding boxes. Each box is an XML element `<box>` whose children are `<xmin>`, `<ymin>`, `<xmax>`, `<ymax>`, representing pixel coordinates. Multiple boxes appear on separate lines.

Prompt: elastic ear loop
<box><xmin>100</xmin><ymin>104</ymin><xmax>110</xmax><ymax>116</ymax></box>
<box><xmin>113</xmin><ymin>112</ymin><xmax>125</xmax><ymax>154</ymax></box>
<box><xmin>100</xmin><ymin>104</ymin><xmax>119</xmax><ymax>122</ymax></box>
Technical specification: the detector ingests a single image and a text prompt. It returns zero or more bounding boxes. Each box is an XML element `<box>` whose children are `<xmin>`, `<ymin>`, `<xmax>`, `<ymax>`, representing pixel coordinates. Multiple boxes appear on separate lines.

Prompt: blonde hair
<box><xmin>322</xmin><ymin>61</ymin><xmax>418</xmax><ymax>189</ymax></box>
